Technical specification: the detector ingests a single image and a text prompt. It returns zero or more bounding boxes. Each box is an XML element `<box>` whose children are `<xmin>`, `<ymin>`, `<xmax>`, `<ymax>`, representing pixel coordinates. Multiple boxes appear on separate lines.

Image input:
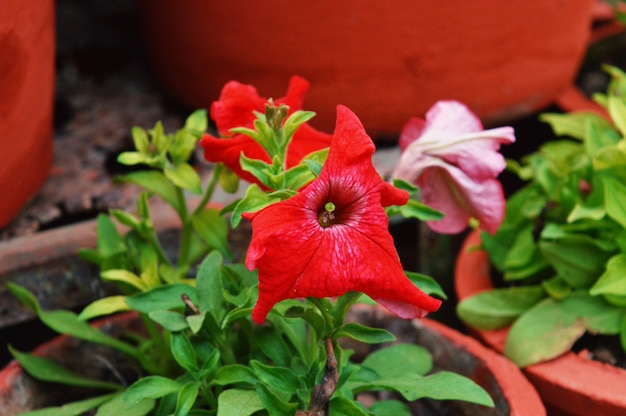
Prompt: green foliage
<box><xmin>458</xmin><ymin>65</ymin><xmax>626</xmax><ymax>367</ymax></box>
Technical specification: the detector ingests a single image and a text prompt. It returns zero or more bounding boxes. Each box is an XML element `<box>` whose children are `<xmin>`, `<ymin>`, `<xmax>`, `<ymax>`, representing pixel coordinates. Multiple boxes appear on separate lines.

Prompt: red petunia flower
<box><xmin>243</xmin><ymin>105</ymin><xmax>442</xmax><ymax>324</ymax></box>
<box><xmin>200</xmin><ymin>76</ymin><xmax>332</xmax><ymax>186</ymax></box>
<box><xmin>392</xmin><ymin>100</ymin><xmax>515</xmax><ymax>234</ymax></box>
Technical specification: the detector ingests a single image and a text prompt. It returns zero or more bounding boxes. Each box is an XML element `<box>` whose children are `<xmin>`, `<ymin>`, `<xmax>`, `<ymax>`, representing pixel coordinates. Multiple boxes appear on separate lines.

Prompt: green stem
<box><xmin>176</xmin><ymin>187</ymin><xmax>192</xmax><ymax>270</ymax></box>
<box><xmin>193</xmin><ymin>163</ymin><xmax>223</xmax><ymax>217</ymax></box>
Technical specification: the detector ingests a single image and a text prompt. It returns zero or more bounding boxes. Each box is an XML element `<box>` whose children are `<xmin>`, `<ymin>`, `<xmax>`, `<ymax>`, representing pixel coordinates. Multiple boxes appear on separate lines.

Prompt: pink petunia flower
<box><xmin>392</xmin><ymin>100</ymin><xmax>515</xmax><ymax>234</ymax></box>
<box><xmin>200</xmin><ymin>76</ymin><xmax>332</xmax><ymax>186</ymax></box>
<box><xmin>243</xmin><ymin>105</ymin><xmax>442</xmax><ymax>324</ymax></box>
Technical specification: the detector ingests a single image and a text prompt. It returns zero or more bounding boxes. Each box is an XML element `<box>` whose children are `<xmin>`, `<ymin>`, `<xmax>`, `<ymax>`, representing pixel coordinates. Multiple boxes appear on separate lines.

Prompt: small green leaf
<box><xmin>97</xmin><ymin>392</ymin><xmax>155</xmax><ymax>415</ymax></box>
<box><xmin>171</xmin><ymin>332</ymin><xmax>198</xmax><ymax>373</ymax></box>
<box><xmin>184</xmin><ymin>109</ymin><xmax>208</xmax><ymax>134</ymax></box>
<box><xmin>333</xmin><ymin>323</ymin><xmax>396</xmax><ymax>344</ymax></box>
<box><xmin>117</xmin><ymin>170</ymin><xmax>180</xmax><ymax>212</ymax></box>
<box><xmin>131</xmin><ymin>126</ymin><xmax>150</xmax><ymax>153</ymax></box>
<box><xmin>254</xmin><ymin>383</ymin><xmax>298</xmax><ymax>416</ymax></box>
<box><xmin>591</xmin><ymin>254</ymin><xmax>626</xmax><ymax>296</ymax></box>
<box><xmin>406</xmin><ymin>271</ymin><xmax>447</xmax><ymax>299</ymax></box>
<box><xmin>149</xmin><ymin>310</ymin><xmax>189</xmax><ymax>331</ymax></box>
<box><xmin>78</xmin><ymin>296</ymin><xmax>131</xmax><ymax>321</ymax></box>
<box><xmin>101</xmin><ymin>269</ymin><xmax>148</xmax><ymax>291</ymax></box>
<box><xmin>164</xmin><ymin>162</ymin><xmax>202</xmax><ymax>194</ymax></box>
<box><xmin>231</xmin><ymin>184</ymin><xmax>281</xmax><ymax>227</ymax></box>
<box><xmin>602</xmin><ymin>175</ymin><xmax>626</xmax><ymax>229</ymax></box>
<box><xmin>457</xmin><ymin>286</ymin><xmax>546</xmax><ymax>330</ymax></box>
<box><xmin>122</xmin><ymin>376</ymin><xmax>181</xmax><ymax>408</ymax></box>
<box><xmin>95</xmin><ymin>214</ymin><xmax>126</xmax><ymax>257</ymax></box>
<box><xmin>191</xmin><ymin>209</ymin><xmax>233</xmax><ymax>259</ymax></box>
<box><xmin>361</xmin><ymin>344</ymin><xmax>433</xmax><ymax>378</ymax></box>
<box><xmin>368</xmin><ymin>399</ymin><xmax>411</xmax><ymax>416</ymax></box>
<box><xmin>15</xmin><ymin>394</ymin><xmax>118</xmax><ymax>416</ymax></box>
<box><xmin>8</xmin><ymin>346</ymin><xmax>121</xmax><ymax>390</ymax></box>
<box><xmin>174</xmin><ymin>382</ymin><xmax>200</xmax><ymax>416</ymax></box>
<box><xmin>214</xmin><ymin>364</ymin><xmax>258</xmax><ymax>387</ymax></box>
<box><xmin>117</xmin><ymin>152</ymin><xmax>149</xmax><ymax>166</ymax></box>
<box><xmin>249</xmin><ymin>361</ymin><xmax>300</xmax><ymax>396</ymax></box>
<box><xmin>218</xmin><ymin>165</ymin><xmax>240</xmax><ymax>194</ymax></box>
<box><xmin>126</xmin><ymin>284</ymin><xmax>198</xmax><ymax>314</ymax></box>
<box><xmin>216</xmin><ymin>389</ymin><xmax>264</xmax><ymax>416</ymax></box>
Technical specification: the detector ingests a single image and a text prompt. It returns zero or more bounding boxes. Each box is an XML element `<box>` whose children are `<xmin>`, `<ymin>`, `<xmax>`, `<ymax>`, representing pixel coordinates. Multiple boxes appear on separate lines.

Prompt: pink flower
<box><xmin>200</xmin><ymin>76</ymin><xmax>332</xmax><ymax>186</ymax></box>
<box><xmin>243</xmin><ymin>105</ymin><xmax>442</xmax><ymax>324</ymax></box>
<box><xmin>392</xmin><ymin>100</ymin><xmax>515</xmax><ymax>234</ymax></box>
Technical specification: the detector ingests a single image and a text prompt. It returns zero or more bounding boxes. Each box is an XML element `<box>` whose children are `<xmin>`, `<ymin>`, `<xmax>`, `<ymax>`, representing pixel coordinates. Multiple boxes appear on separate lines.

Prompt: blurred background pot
<box><xmin>0</xmin><ymin>0</ymin><xmax>55</xmax><ymax>228</ymax></box>
<box><xmin>137</xmin><ymin>0</ymin><xmax>595</xmax><ymax>139</ymax></box>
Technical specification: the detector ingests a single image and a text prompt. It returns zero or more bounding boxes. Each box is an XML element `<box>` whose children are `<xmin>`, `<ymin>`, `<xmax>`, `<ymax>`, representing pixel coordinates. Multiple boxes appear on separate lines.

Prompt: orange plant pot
<box><xmin>137</xmin><ymin>0</ymin><xmax>595</xmax><ymax>138</ymax></box>
<box><xmin>455</xmin><ymin>230</ymin><xmax>626</xmax><ymax>416</ymax></box>
<box><xmin>0</xmin><ymin>0</ymin><xmax>55</xmax><ymax>228</ymax></box>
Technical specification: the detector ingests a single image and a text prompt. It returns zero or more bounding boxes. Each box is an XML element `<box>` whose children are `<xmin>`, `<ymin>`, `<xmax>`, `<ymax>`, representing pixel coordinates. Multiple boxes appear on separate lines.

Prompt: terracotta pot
<box><xmin>0</xmin><ymin>308</ymin><xmax>545</xmax><ymax>415</ymax></box>
<box><xmin>137</xmin><ymin>0</ymin><xmax>595</xmax><ymax>139</ymax></box>
<box><xmin>0</xmin><ymin>0</ymin><xmax>55</xmax><ymax>228</ymax></box>
<box><xmin>455</xmin><ymin>229</ymin><xmax>626</xmax><ymax>416</ymax></box>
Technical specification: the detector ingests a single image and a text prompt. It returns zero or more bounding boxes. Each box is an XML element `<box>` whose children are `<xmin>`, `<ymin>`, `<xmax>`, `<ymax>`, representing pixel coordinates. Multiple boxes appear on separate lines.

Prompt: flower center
<box><xmin>318</xmin><ymin>202</ymin><xmax>336</xmax><ymax>227</ymax></box>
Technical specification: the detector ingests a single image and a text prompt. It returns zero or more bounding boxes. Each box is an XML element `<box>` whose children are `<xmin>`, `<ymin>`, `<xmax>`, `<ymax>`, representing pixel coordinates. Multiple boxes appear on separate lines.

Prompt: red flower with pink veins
<box><xmin>393</xmin><ymin>100</ymin><xmax>515</xmax><ymax>234</ymax></box>
<box><xmin>243</xmin><ymin>105</ymin><xmax>442</xmax><ymax>324</ymax></box>
<box><xmin>200</xmin><ymin>76</ymin><xmax>332</xmax><ymax>186</ymax></box>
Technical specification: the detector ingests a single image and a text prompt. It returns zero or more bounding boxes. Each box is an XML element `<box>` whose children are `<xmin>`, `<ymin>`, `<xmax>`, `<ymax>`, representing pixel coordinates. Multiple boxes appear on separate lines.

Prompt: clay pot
<box><xmin>0</xmin><ymin>0</ymin><xmax>55</xmax><ymax>228</ymax></box>
<box><xmin>455</xmin><ymin>230</ymin><xmax>626</xmax><ymax>416</ymax></box>
<box><xmin>0</xmin><ymin>307</ymin><xmax>545</xmax><ymax>415</ymax></box>
<box><xmin>137</xmin><ymin>0</ymin><xmax>595</xmax><ymax>139</ymax></box>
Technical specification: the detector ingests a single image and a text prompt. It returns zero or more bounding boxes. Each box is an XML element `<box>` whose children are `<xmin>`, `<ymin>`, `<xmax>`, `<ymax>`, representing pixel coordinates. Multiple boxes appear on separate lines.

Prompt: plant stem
<box><xmin>298</xmin><ymin>337</ymin><xmax>339</xmax><ymax>416</ymax></box>
<box><xmin>193</xmin><ymin>163</ymin><xmax>223</xmax><ymax>217</ymax></box>
<box><xmin>176</xmin><ymin>187</ymin><xmax>192</xmax><ymax>270</ymax></box>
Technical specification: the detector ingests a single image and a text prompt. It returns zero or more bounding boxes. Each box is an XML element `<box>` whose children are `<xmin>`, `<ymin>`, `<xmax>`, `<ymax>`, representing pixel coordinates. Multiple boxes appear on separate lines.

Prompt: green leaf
<box><xmin>333</xmin><ymin>323</ymin><xmax>396</xmax><ymax>344</ymax></box>
<box><xmin>196</xmin><ymin>251</ymin><xmax>226</xmax><ymax>321</ymax></box>
<box><xmin>255</xmin><ymin>383</ymin><xmax>299</xmax><ymax>416</ymax></box>
<box><xmin>8</xmin><ymin>346</ymin><xmax>121</xmax><ymax>390</ymax></box>
<box><xmin>117</xmin><ymin>152</ymin><xmax>149</xmax><ymax>166</ymax></box>
<box><xmin>95</xmin><ymin>214</ymin><xmax>126</xmax><ymax>257</ymax></box>
<box><xmin>392</xmin><ymin>198</ymin><xmax>444</xmax><ymax>222</ymax></box>
<box><xmin>249</xmin><ymin>361</ymin><xmax>301</xmax><ymax>397</ymax></box>
<box><xmin>149</xmin><ymin>310</ymin><xmax>189</xmax><ymax>331</ymax></box>
<box><xmin>191</xmin><ymin>208</ymin><xmax>233</xmax><ymax>259</ymax></box>
<box><xmin>126</xmin><ymin>284</ymin><xmax>198</xmax><ymax>314</ymax></box>
<box><xmin>368</xmin><ymin>399</ymin><xmax>411</xmax><ymax>416</ymax></box>
<box><xmin>218</xmin><ymin>165</ymin><xmax>240</xmax><ymax>194</ymax></box>
<box><xmin>122</xmin><ymin>376</ymin><xmax>181</xmax><ymax>408</ymax></box>
<box><xmin>406</xmin><ymin>271</ymin><xmax>447</xmax><ymax>299</ymax></box>
<box><xmin>117</xmin><ymin>170</ymin><xmax>180</xmax><ymax>212</ymax></box>
<box><xmin>78</xmin><ymin>296</ymin><xmax>131</xmax><ymax>321</ymax></box>
<box><xmin>97</xmin><ymin>393</ymin><xmax>155</xmax><ymax>416</ymax></box>
<box><xmin>216</xmin><ymin>389</ymin><xmax>264</xmax><ymax>416</ymax></box>
<box><xmin>231</xmin><ymin>184</ymin><xmax>281</xmax><ymax>227</ymax></box>
<box><xmin>608</xmin><ymin>94</ymin><xmax>626</xmax><ymax>137</ymax></box>
<box><xmin>590</xmin><ymin>254</ymin><xmax>626</xmax><ymax>296</ymax></box>
<box><xmin>457</xmin><ymin>286</ymin><xmax>546</xmax><ymax>330</ymax></box>
<box><xmin>164</xmin><ymin>162</ymin><xmax>202</xmax><ymax>195</ymax></box>
<box><xmin>184</xmin><ymin>109</ymin><xmax>208</xmax><ymax>134</ymax></box>
<box><xmin>174</xmin><ymin>382</ymin><xmax>200</xmax><ymax>416</ymax></box>
<box><xmin>6</xmin><ymin>283</ymin><xmax>136</xmax><ymax>357</ymax></box>
<box><xmin>170</xmin><ymin>332</ymin><xmax>198</xmax><ymax>373</ymax></box>
<box><xmin>505</xmin><ymin>297</ymin><xmax>587</xmax><ymax>367</ymax></box>
<box><xmin>15</xmin><ymin>394</ymin><xmax>117</xmax><ymax>416</ymax></box>
<box><xmin>328</xmin><ymin>396</ymin><xmax>371</xmax><ymax>416</ymax></box>
<box><xmin>361</xmin><ymin>344</ymin><xmax>432</xmax><ymax>378</ymax></box>
<box><xmin>214</xmin><ymin>364</ymin><xmax>258</xmax><ymax>387</ymax></box>
<box><xmin>101</xmin><ymin>269</ymin><xmax>148</xmax><ymax>291</ymax></box>
<box><xmin>602</xmin><ymin>175</ymin><xmax>626</xmax><ymax>229</ymax></box>
<box><xmin>131</xmin><ymin>126</ymin><xmax>150</xmax><ymax>153</ymax></box>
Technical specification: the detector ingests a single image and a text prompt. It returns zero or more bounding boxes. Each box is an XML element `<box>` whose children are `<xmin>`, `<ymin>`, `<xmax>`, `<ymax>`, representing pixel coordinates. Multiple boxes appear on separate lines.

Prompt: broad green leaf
<box><xmin>95</xmin><ymin>214</ymin><xmax>126</xmax><ymax>257</ymax></box>
<box><xmin>117</xmin><ymin>170</ymin><xmax>180</xmax><ymax>212</ymax></box>
<box><xmin>101</xmin><ymin>269</ymin><xmax>148</xmax><ymax>291</ymax></box>
<box><xmin>174</xmin><ymin>382</ymin><xmax>200</xmax><ymax>416</ymax></box>
<box><xmin>6</xmin><ymin>283</ymin><xmax>136</xmax><ymax>356</ymax></box>
<box><xmin>230</xmin><ymin>183</ymin><xmax>281</xmax><ymax>228</ymax></box>
<box><xmin>213</xmin><ymin>364</ymin><xmax>258</xmax><ymax>387</ymax></box>
<box><xmin>8</xmin><ymin>346</ymin><xmax>121</xmax><ymax>391</ymax></box>
<box><xmin>196</xmin><ymin>251</ymin><xmax>226</xmax><ymax>321</ymax></box>
<box><xmin>164</xmin><ymin>162</ymin><xmax>202</xmax><ymax>194</ymax></box>
<box><xmin>368</xmin><ymin>399</ymin><xmax>411</xmax><ymax>416</ymax></box>
<box><xmin>255</xmin><ymin>383</ymin><xmax>299</xmax><ymax>416</ymax></box>
<box><xmin>250</xmin><ymin>361</ymin><xmax>300</xmax><ymax>396</ymax></box>
<box><xmin>457</xmin><ymin>286</ymin><xmax>546</xmax><ymax>330</ymax></box>
<box><xmin>406</xmin><ymin>271</ymin><xmax>447</xmax><ymax>299</ymax></box>
<box><xmin>97</xmin><ymin>393</ymin><xmax>154</xmax><ymax>416</ymax></box>
<box><xmin>216</xmin><ymin>389</ymin><xmax>264</xmax><ymax>416</ymax></box>
<box><xmin>256</xmin><ymin>327</ymin><xmax>292</xmax><ymax>368</ymax></box>
<box><xmin>329</xmin><ymin>396</ymin><xmax>371</xmax><ymax>416</ymax></box>
<box><xmin>361</xmin><ymin>344</ymin><xmax>432</xmax><ymax>378</ymax></box>
<box><xmin>333</xmin><ymin>323</ymin><xmax>396</xmax><ymax>344</ymax></box>
<box><xmin>17</xmin><ymin>395</ymin><xmax>116</xmax><ymax>416</ymax></box>
<box><xmin>184</xmin><ymin>109</ymin><xmax>208</xmax><ymax>134</ymax></box>
<box><xmin>561</xmin><ymin>291</ymin><xmax>624</xmax><ymax>334</ymax></box>
<box><xmin>505</xmin><ymin>298</ymin><xmax>587</xmax><ymax>367</ymax></box>
<box><xmin>78</xmin><ymin>296</ymin><xmax>131</xmax><ymax>321</ymax></box>
<box><xmin>122</xmin><ymin>376</ymin><xmax>181</xmax><ymax>408</ymax></box>
<box><xmin>191</xmin><ymin>209</ymin><xmax>232</xmax><ymax>259</ymax></box>
<box><xmin>126</xmin><ymin>284</ymin><xmax>198</xmax><ymax>314</ymax></box>
<box><xmin>170</xmin><ymin>332</ymin><xmax>198</xmax><ymax>374</ymax></box>
<box><xmin>590</xmin><ymin>254</ymin><xmax>626</xmax><ymax>296</ymax></box>
<box><xmin>602</xmin><ymin>175</ymin><xmax>626</xmax><ymax>229</ymax></box>
<box><xmin>354</xmin><ymin>371</ymin><xmax>493</xmax><ymax>406</ymax></box>
<box><xmin>149</xmin><ymin>310</ymin><xmax>189</xmax><ymax>331</ymax></box>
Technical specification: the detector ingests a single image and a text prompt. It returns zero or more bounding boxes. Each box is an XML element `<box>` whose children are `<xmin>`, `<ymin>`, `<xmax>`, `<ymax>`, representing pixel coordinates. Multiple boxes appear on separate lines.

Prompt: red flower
<box><xmin>200</xmin><ymin>76</ymin><xmax>332</xmax><ymax>186</ymax></box>
<box><xmin>243</xmin><ymin>105</ymin><xmax>442</xmax><ymax>323</ymax></box>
